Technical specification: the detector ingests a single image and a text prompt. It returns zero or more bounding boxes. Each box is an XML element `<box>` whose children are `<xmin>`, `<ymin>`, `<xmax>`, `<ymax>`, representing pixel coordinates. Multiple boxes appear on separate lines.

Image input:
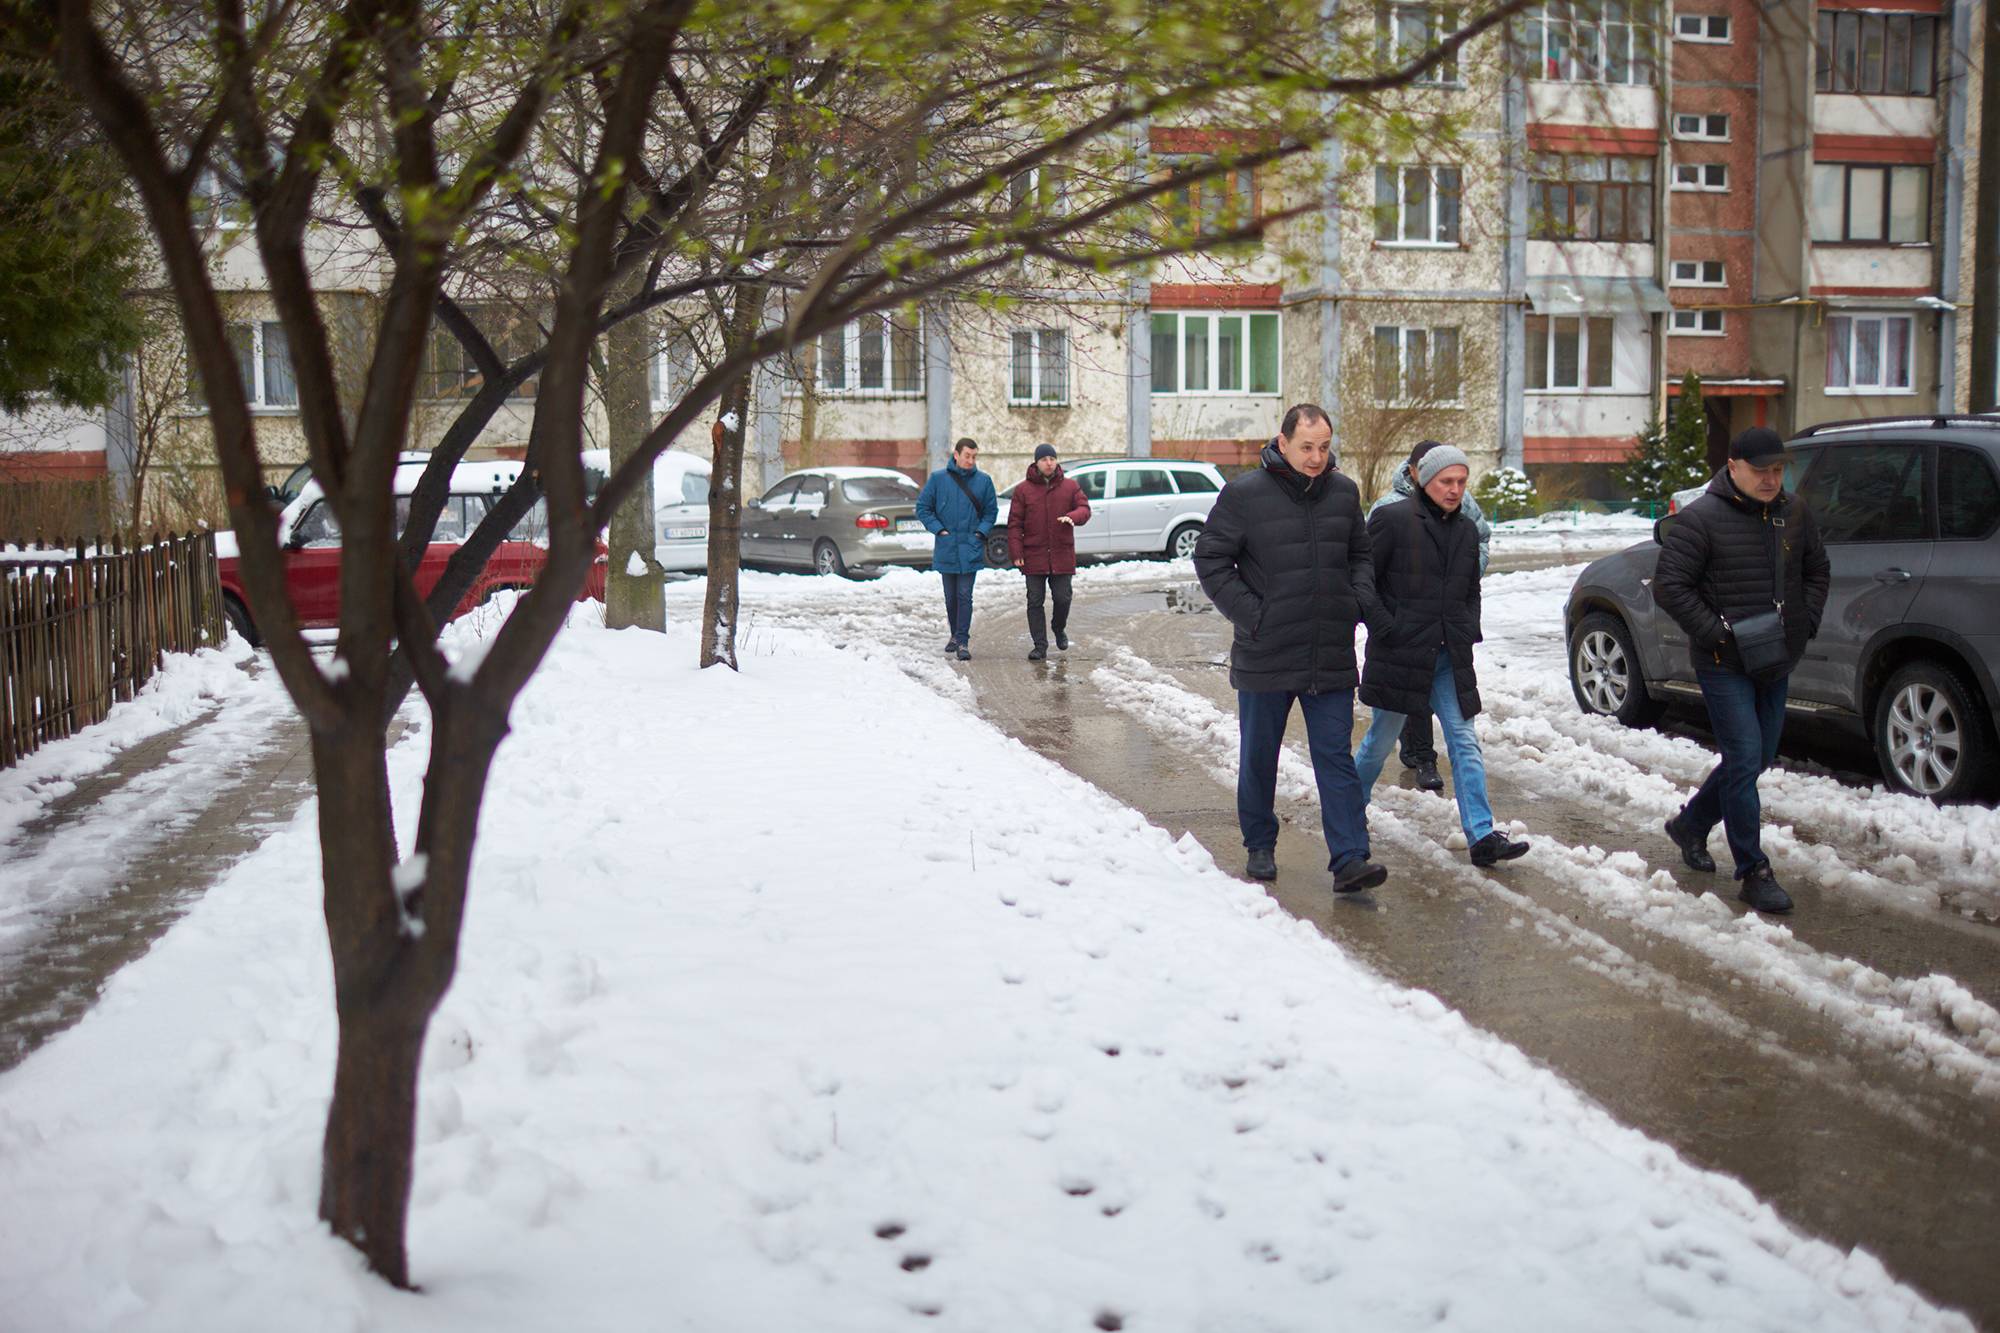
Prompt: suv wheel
<box><xmin>985</xmin><ymin>532</ymin><xmax>1011</xmax><ymax>567</ymax></box>
<box><xmin>1874</xmin><ymin>661</ymin><xmax>1993</xmax><ymax>801</ymax></box>
<box><xmin>1569</xmin><ymin>612</ymin><xmax>1666</xmax><ymax>726</ymax></box>
<box><xmin>1166</xmin><ymin>522</ymin><xmax>1202</xmax><ymax>561</ymax></box>
<box><xmin>813</xmin><ymin>540</ymin><xmax>849</xmax><ymax>578</ymax></box>
<box><xmin>222</xmin><ymin>594</ymin><xmax>261</xmax><ymax>648</ymax></box>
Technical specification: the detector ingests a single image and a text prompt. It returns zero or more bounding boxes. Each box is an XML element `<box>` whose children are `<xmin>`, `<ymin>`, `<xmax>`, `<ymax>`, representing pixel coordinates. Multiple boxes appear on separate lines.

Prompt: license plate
<box><xmin>898</xmin><ymin>534</ymin><xmax>931</xmax><ymax>550</ymax></box>
<box><xmin>895</xmin><ymin>518</ymin><xmax>924</xmax><ymax>534</ymax></box>
<box><xmin>665</xmin><ymin>526</ymin><xmax>706</xmax><ymax>540</ymax></box>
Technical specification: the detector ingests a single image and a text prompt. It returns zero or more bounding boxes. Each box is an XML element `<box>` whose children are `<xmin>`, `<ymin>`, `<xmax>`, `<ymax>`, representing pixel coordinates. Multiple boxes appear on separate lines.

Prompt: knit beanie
<box><xmin>1415</xmin><ymin>444</ymin><xmax>1471</xmax><ymax>488</ymax></box>
<box><xmin>1033</xmin><ymin>443</ymin><xmax>1058</xmax><ymax>461</ymax></box>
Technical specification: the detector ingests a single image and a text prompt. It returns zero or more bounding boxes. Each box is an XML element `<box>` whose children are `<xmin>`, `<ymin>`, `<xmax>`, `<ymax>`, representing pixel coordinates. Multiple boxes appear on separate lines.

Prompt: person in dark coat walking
<box><xmin>1352</xmin><ymin>445</ymin><xmax>1529</xmax><ymax>867</ymax></box>
<box><xmin>1652</xmin><ymin>426</ymin><xmax>1831</xmax><ymax>914</ymax></box>
<box><xmin>1194</xmin><ymin>403</ymin><xmax>1389</xmax><ymax>893</ymax></box>
<box><xmin>1007</xmin><ymin>443</ymin><xmax>1092</xmax><ymax>660</ymax></box>
<box><xmin>916</xmin><ymin>437</ymin><xmax>998</xmax><ymax>661</ymax></box>
<box><xmin>1367</xmin><ymin>440</ymin><xmax>1493</xmax><ymax>793</ymax></box>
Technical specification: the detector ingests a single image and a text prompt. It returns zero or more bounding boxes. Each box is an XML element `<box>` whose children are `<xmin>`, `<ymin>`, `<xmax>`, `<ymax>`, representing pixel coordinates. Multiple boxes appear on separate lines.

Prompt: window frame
<box><xmin>1149</xmin><ymin>310</ymin><xmax>1282</xmax><ymax>396</ymax></box>
<box><xmin>809</xmin><ymin>311</ymin><xmax>925</xmax><ymax>397</ymax></box>
<box><xmin>1371</xmin><ymin>324</ymin><xmax>1464</xmax><ymax>406</ymax></box>
<box><xmin>1524</xmin><ymin>2</ymin><xmax>1657</xmax><ymax>85</ymax></box>
<box><xmin>1377</xmin><ymin>3</ymin><xmax>1462</xmax><ymax>84</ymax></box>
<box><xmin>1524</xmin><ymin>313</ymin><xmax>1617</xmax><ymax>391</ymax></box>
<box><xmin>1816</xmin><ymin>11</ymin><xmax>1937</xmax><ymax>96</ymax></box>
<box><xmin>1674</xmin><ymin>13</ymin><xmax>1731</xmax><ymax>42</ymax></box>
<box><xmin>1374</xmin><ymin>164</ymin><xmax>1464</xmax><ymax>247</ymax></box>
<box><xmin>1528</xmin><ymin>153</ymin><xmax>1655</xmax><ymax>242</ymax></box>
<box><xmin>419</xmin><ymin>304</ymin><xmax>545</xmax><ymax>402</ymax></box>
<box><xmin>1009</xmin><ymin>327</ymin><xmax>1071</xmax><ymax>406</ymax></box>
<box><xmin>1670</xmin><ymin>161</ymin><xmax>1730</xmax><ymax>192</ymax></box>
<box><xmin>1672</xmin><ymin>112</ymin><xmax>1730</xmax><ymax>142</ymax></box>
<box><xmin>1811</xmin><ymin>163</ymin><xmax>1931</xmax><ymax>245</ymax></box>
<box><xmin>188</xmin><ymin>319</ymin><xmax>298</xmax><ymax>412</ymax></box>
<box><xmin>1824</xmin><ymin>313</ymin><xmax>1916</xmax><ymax>394</ymax></box>
<box><xmin>1669</xmin><ymin>308</ymin><xmax>1727</xmax><ymax>336</ymax></box>
<box><xmin>1799</xmin><ymin>442</ymin><xmax>1933</xmax><ymax>543</ymax></box>
<box><xmin>1669</xmin><ymin>259</ymin><xmax>1727</xmax><ymax>286</ymax></box>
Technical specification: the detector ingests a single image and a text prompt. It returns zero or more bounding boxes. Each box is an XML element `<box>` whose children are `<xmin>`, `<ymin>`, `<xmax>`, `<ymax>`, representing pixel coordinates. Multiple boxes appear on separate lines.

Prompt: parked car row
<box><xmin>1567</xmin><ymin>414</ymin><xmax>2000</xmax><ymax>801</ymax></box>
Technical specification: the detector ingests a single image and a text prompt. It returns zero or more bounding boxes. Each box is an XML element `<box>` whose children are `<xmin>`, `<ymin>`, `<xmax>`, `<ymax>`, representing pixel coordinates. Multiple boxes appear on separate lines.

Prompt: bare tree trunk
<box><xmin>700</xmin><ymin>285</ymin><xmax>767</xmax><ymax>670</ymax></box>
<box><xmin>604</xmin><ymin>277</ymin><xmax>663</xmax><ymax>631</ymax></box>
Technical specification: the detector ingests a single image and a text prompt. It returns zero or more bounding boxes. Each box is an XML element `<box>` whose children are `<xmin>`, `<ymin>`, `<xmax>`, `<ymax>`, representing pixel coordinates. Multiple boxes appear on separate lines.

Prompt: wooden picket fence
<box><xmin>0</xmin><ymin>531</ymin><xmax>228</xmax><ymax>770</ymax></box>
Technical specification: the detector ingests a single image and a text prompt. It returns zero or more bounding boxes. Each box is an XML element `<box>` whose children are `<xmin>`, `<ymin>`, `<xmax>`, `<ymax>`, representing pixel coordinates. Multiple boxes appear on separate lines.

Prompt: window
<box><xmin>1670</xmin><ymin>308</ymin><xmax>1726</xmax><ymax>335</ymax></box>
<box><xmin>1162</xmin><ymin>159</ymin><xmax>1260</xmax><ymax>234</ymax></box>
<box><xmin>1372</xmin><ymin>325</ymin><xmax>1462</xmax><ymax>404</ymax></box>
<box><xmin>1374</xmin><ymin>165</ymin><xmax>1462</xmax><ymax>245</ymax></box>
<box><xmin>1812</xmin><ymin>164</ymin><xmax>1929</xmax><ymax>243</ymax></box>
<box><xmin>758</xmin><ymin>477</ymin><xmax>803</xmax><ymax>507</ymax></box>
<box><xmin>1116</xmin><ymin>466</ymin><xmax>1176</xmax><ymax>498</ymax></box>
<box><xmin>1817</xmin><ymin>12</ymin><xmax>1936</xmax><ymax>96</ymax></box>
<box><xmin>1526</xmin><ymin>314</ymin><xmax>1614</xmax><ymax>389</ymax></box>
<box><xmin>794</xmin><ymin>476</ymin><xmax>831</xmax><ymax>509</ymax></box>
<box><xmin>421</xmin><ymin>305</ymin><xmax>543</xmax><ymax>400</ymax></box>
<box><xmin>395</xmin><ymin>495</ymin><xmax>483</xmax><ymax>544</ymax></box>
<box><xmin>1006</xmin><ymin>165</ymin><xmax>1066</xmax><ymax>215</ymax></box>
<box><xmin>1673</xmin><ymin>113</ymin><xmax>1729</xmax><ymax>141</ymax></box>
<box><xmin>1149</xmin><ymin>311</ymin><xmax>1280</xmax><ymax>394</ymax></box>
<box><xmin>1937</xmin><ymin>447</ymin><xmax>2000</xmax><ymax>540</ymax></box>
<box><xmin>1170</xmin><ymin>468</ymin><xmax>1220</xmax><ymax>494</ymax></box>
<box><xmin>1825</xmin><ymin>315</ymin><xmax>1914</xmax><ymax>392</ymax></box>
<box><xmin>192</xmin><ymin>169</ymin><xmax>248</xmax><ymax>231</ymax></box>
<box><xmin>1670</xmin><ymin>259</ymin><xmax>1726</xmax><ymax>286</ymax></box>
<box><xmin>1072</xmin><ymin>469</ymin><xmax>1108</xmax><ymax>500</ymax></box>
<box><xmin>1524</xmin><ymin>2</ymin><xmax>1657</xmax><ymax>85</ymax></box>
<box><xmin>648</xmin><ymin>332</ymin><xmax>697</xmax><ymax>412</ymax></box>
<box><xmin>291</xmin><ymin>501</ymin><xmax>341</xmax><ymax>547</ymax></box>
<box><xmin>1671</xmin><ymin>162</ymin><xmax>1729</xmax><ymax>191</ymax></box>
<box><xmin>816</xmin><ymin>311</ymin><xmax>923</xmax><ymax>395</ymax></box>
<box><xmin>1010</xmin><ymin>328</ymin><xmax>1069</xmax><ymax>405</ymax></box>
<box><xmin>187</xmin><ymin>321</ymin><xmax>297</xmax><ymax>410</ymax></box>
<box><xmin>1529</xmin><ymin>155</ymin><xmax>1653</xmax><ymax>241</ymax></box>
<box><xmin>1674</xmin><ymin>13</ymin><xmax>1730</xmax><ymax>41</ymax></box>
<box><xmin>842</xmin><ymin>475</ymin><xmax>921</xmax><ymax>505</ymax></box>
<box><xmin>1801</xmin><ymin>444</ymin><xmax>1929</xmax><ymax>542</ymax></box>
<box><xmin>1377</xmin><ymin>3</ymin><xmax>1460</xmax><ymax>83</ymax></box>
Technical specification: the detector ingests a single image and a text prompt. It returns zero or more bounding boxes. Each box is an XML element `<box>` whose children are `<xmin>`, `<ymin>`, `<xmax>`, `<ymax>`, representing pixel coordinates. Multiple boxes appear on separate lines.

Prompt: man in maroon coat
<box><xmin>1007</xmin><ymin>443</ymin><xmax>1092</xmax><ymax>661</ymax></box>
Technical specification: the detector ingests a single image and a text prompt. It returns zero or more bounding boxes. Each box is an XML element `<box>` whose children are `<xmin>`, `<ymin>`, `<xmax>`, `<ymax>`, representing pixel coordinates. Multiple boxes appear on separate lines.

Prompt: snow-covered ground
<box><xmin>0</xmin><ymin>567</ymin><xmax>1977</xmax><ymax>1331</ymax></box>
<box><xmin>1487</xmin><ymin>509</ymin><xmax>1656</xmax><ymax>559</ymax></box>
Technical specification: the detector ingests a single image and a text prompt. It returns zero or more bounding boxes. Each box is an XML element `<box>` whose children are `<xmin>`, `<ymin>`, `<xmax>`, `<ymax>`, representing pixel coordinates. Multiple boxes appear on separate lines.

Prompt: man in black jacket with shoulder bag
<box><xmin>1195</xmin><ymin>403</ymin><xmax>1390</xmax><ymax>894</ymax></box>
<box><xmin>1652</xmin><ymin>426</ymin><xmax>1831</xmax><ymax>914</ymax></box>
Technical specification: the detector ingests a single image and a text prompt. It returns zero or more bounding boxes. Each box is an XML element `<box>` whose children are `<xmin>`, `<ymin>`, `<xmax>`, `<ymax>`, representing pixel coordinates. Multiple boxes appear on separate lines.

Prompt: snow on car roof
<box><xmin>796</xmin><ymin>466</ymin><xmax>918</xmax><ymax>481</ymax></box>
<box><xmin>581</xmin><ymin>447</ymin><xmax>710</xmax><ymax>476</ymax></box>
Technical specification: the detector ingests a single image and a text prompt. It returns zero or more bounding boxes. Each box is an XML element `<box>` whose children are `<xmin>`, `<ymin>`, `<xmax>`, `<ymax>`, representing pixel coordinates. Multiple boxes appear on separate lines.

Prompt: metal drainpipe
<box><xmin>1938</xmin><ymin>0</ymin><xmax>1974</xmax><ymax>411</ymax></box>
<box><xmin>1500</xmin><ymin>19</ymin><xmax>1527</xmax><ymax>472</ymax></box>
<box><xmin>1127</xmin><ymin>116</ymin><xmax>1152</xmax><ymax>459</ymax></box>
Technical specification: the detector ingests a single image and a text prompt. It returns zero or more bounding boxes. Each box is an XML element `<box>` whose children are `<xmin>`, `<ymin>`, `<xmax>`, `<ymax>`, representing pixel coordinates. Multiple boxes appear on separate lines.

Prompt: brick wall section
<box><xmin>1667</xmin><ymin>232</ymin><xmax>1758</xmax><ymax>378</ymax></box>
<box><xmin>1670</xmin><ymin>0</ymin><xmax>1763</xmax><ymax>385</ymax></box>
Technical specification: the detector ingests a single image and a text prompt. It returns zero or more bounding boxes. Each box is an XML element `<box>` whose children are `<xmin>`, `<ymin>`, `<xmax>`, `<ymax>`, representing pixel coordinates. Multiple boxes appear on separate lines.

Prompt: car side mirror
<box><xmin>1653</xmin><ymin>516</ymin><xmax>1676</xmax><ymax>545</ymax></box>
<box><xmin>264</xmin><ymin>485</ymin><xmax>286</xmax><ymax>506</ymax></box>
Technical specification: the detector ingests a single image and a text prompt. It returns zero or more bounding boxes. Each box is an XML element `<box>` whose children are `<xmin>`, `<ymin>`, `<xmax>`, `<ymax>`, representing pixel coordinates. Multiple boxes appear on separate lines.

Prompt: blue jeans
<box><xmin>1237</xmin><ymin>689</ymin><xmax>1371</xmax><ymax>872</ymax></box>
<box><xmin>940</xmin><ymin>571</ymin><xmax>977</xmax><ymax>645</ymax></box>
<box><xmin>1353</xmin><ymin>650</ymin><xmax>1495</xmax><ymax>843</ymax></box>
<box><xmin>1684</xmin><ymin>664</ymin><xmax>1789</xmax><ymax>879</ymax></box>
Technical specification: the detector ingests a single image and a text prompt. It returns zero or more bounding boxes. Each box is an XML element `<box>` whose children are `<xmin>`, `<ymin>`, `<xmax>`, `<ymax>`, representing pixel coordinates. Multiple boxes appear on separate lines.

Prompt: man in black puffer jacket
<box><xmin>1195</xmin><ymin>403</ymin><xmax>1389</xmax><ymax>893</ymax></box>
<box><xmin>1652</xmin><ymin>426</ymin><xmax>1831</xmax><ymax>914</ymax></box>
<box><xmin>1352</xmin><ymin>445</ymin><xmax>1530</xmax><ymax>867</ymax></box>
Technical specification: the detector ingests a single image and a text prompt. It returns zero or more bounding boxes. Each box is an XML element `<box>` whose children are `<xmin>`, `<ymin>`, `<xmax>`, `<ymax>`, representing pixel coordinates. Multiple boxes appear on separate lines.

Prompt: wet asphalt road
<box><xmin>958</xmin><ymin>571</ymin><xmax>2000</xmax><ymax>1330</ymax></box>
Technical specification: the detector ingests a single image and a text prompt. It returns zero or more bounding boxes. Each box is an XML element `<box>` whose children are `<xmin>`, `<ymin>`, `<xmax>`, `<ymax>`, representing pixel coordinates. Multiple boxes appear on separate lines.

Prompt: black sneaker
<box><xmin>1410</xmin><ymin>762</ymin><xmax>1444</xmax><ymax>793</ymax></box>
<box><xmin>1028</xmin><ymin>644</ymin><xmax>1047</xmax><ymax>661</ymax></box>
<box><xmin>1245</xmin><ymin>848</ymin><xmax>1276</xmax><ymax>881</ymax></box>
<box><xmin>1333</xmin><ymin>859</ymin><xmax>1388</xmax><ymax>893</ymax></box>
<box><xmin>1664</xmin><ymin>813</ymin><xmax>1717</xmax><ymax>873</ymax></box>
<box><xmin>956</xmin><ymin>646</ymin><xmax>971</xmax><ymax>661</ymax></box>
<box><xmin>1469</xmin><ymin>831</ymin><xmax>1529</xmax><ymax>867</ymax></box>
<box><xmin>1737</xmin><ymin>865</ymin><xmax>1794</xmax><ymax>914</ymax></box>
<box><xmin>943</xmin><ymin>640</ymin><xmax>960</xmax><ymax>656</ymax></box>
<box><xmin>1055</xmin><ymin>631</ymin><xmax>1070</xmax><ymax>650</ymax></box>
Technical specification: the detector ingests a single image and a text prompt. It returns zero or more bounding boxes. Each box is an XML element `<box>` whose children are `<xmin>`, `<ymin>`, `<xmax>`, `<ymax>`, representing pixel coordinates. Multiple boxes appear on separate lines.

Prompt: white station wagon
<box><xmin>988</xmin><ymin>458</ymin><xmax>1227</xmax><ymax>566</ymax></box>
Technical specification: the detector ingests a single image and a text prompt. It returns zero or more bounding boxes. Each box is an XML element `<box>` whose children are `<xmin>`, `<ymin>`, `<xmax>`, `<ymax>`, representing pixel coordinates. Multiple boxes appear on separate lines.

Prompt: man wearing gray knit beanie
<box><xmin>1353</xmin><ymin>443</ymin><xmax>1531</xmax><ymax>867</ymax></box>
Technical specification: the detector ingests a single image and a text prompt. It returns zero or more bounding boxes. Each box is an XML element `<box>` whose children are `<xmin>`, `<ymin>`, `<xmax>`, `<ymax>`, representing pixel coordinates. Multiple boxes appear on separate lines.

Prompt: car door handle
<box><xmin>1873</xmin><ymin>568</ymin><xmax>1912</xmax><ymax>583</ymax></box>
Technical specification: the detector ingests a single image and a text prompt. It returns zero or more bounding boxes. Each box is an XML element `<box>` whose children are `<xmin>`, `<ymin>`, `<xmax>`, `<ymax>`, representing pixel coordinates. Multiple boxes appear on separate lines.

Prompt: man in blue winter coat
<box><xmin>916</xmin><ymin>437</ymin><xmax>998</xmax><ymax>661</ymax></box>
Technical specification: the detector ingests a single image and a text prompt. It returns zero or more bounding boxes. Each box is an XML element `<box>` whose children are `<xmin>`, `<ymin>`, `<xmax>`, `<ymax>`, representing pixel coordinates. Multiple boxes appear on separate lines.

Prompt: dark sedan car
<box><xmin>1566</xmin><ymin>415</ymin><xmax>2000</xmax><ymax>801</ymax></box>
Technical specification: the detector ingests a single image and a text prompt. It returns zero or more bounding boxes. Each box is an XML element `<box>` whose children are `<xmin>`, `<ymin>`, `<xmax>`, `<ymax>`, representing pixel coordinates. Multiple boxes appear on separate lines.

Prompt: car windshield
<box><xmin>842</xmin><ymin>475</ymin><xmax>920</xmax><ymax>505</ymax></box>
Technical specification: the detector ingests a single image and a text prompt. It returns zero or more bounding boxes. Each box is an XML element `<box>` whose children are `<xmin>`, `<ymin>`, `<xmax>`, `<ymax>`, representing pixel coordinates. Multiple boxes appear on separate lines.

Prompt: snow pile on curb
<box><xmin>0</xmin><ymin>612</ymin><xmax>1970</xmax><ymax>1331</ymax></box>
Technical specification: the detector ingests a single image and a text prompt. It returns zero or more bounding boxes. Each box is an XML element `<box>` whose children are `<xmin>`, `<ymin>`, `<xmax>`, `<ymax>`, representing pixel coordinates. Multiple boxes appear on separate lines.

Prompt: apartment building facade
<box><xmin>1</xmin><ymin>0</ymin><xmax>1984</xmax><ymax>517</ymax></box>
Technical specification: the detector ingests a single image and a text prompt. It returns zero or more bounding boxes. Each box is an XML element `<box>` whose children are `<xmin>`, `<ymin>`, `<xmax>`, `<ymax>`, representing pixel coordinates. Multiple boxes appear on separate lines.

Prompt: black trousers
<box><xmin>1025</xmin><ymin>573</ymin><xmax>1072</xmax><ymax>647</ymax></box>
<box><xmin>1399</xmin><ymin>708</ymin><xmax>1437</xmax><ymax>766</ymax></box>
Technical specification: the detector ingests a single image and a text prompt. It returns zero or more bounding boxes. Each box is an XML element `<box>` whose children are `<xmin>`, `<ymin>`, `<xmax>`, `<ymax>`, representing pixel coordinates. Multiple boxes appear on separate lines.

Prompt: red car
<box><xmin>217</xmin><ymin>459</ymin><xmax>606</xmax><ymax>645</ymax></box>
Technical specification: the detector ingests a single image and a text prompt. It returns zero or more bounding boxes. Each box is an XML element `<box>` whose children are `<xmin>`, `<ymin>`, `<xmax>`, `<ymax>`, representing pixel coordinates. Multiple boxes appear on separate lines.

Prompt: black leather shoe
<box><xmin>956</xmin><ymin>646</ymin><xmax>971</xmax><ymax>661</ymax></box>
<box><xmin>1055</xmin><ymin>631</ymin><xmax>1069</xmax><ymax>650</ymax></box>
<box><xmin>1245</xmin><ymin>848</ymin><xmax>1276</xmax><ymax>881</ymax></box>
<box><xmin>943</xmin><ymin>640</ymin><xmax>960</xmax><ymax>656</ymax></box>
<box><xmin>1028</xmin><ymin>644</ymin><xmax>1047</xmax><ymax>661</ymax></box>
<box><xmin>1738</xmin><ymin>865</ymin><xmax>1794</xmax><ymax>914</ymax></box>
<box><xmin>1469</xmin><ymin>831</ymin><xmax>1530</xmax><ymax>867</ymax></box>
<box><xmin>1411</xmin><ymin>762</ymin><xmax>1444</xmax><ymax>793</ymax></box>
<box><xmin>1664</xmin><ymin>813</ymin><xmax>1717</xmax><ymax>873</ymax></box>
<box><xmin>1333</xmin><ymin>859</ymin><xmax>1388</xmax><ymax>893</ymax></box>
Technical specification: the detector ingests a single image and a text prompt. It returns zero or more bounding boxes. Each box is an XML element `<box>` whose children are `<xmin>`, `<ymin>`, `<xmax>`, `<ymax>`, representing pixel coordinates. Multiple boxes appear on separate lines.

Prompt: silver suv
<box><xmin>1565</xmin><ymin>415</ymin><xmax>2000</xmax><ymax>801</ymax></box>
<box><xmin>986</xmin><ymin>458</ymin><xmax>1226</xmax><ymax>566</ymax></box>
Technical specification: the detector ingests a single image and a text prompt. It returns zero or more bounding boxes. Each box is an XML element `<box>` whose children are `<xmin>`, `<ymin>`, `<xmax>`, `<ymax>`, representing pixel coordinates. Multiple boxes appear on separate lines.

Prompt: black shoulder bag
<box><xmin>946</xmin><ymin>469</ymin><xmax>984</xmax><ymax>528</ymax></box>
<box><xmin>1726</xmin><ymin>517</ymin><xmax>1790</xmax><ymax>678</ymax></box>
